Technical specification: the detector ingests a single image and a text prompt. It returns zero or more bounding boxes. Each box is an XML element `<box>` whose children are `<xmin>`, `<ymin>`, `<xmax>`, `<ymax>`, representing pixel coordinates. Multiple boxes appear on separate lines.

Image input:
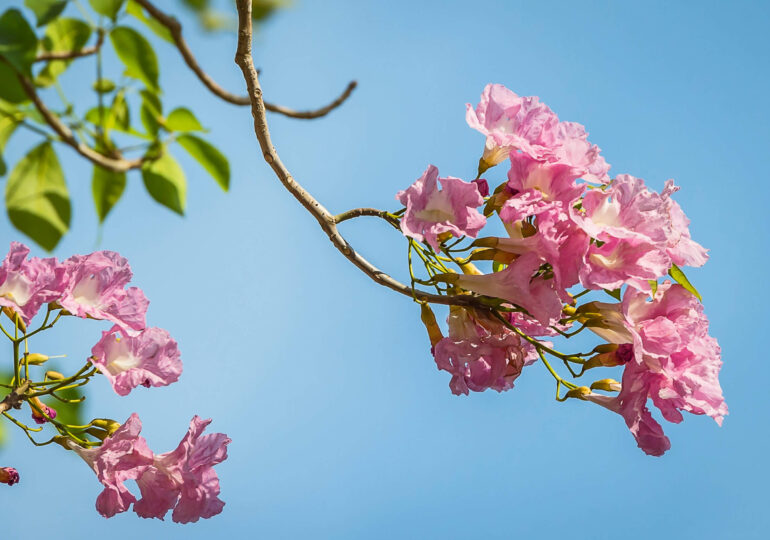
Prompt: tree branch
<box><xmin>134</xmin><ymin>0</ymin><xmax>357</xmax><ymax>119</ymax></box>
<box><xmin>33</xmin><ymin>29</ymin><xmax>105</xmax><ymax>63</ymax></box>
<box><xmin>233</xmin><ymin>0</ymin><xmax>483</xmax><ymax>309</ymax></box>
<box><xmin>10</xmin><ymin>66</ymin><xmax>146</xmax><ymax>173</ymax></box>
<box><xmin>0</xmin><ymin>381</ymin><xmax>30</xmax><ymax>415</ymax></box>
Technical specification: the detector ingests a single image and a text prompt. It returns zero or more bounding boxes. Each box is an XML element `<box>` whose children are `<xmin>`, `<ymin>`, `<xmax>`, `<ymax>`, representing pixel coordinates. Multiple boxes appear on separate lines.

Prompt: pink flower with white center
<box><xmin>134</xmin><ymin>416</ymin><xmax>231</xmax><ymax>523</ymax></box>
<box><xmin>0</xmin><ymin>467</ymin><xmax>19</xmax><ymax>486</ymax></box>
<box><xmin>0</xmin><ymin>242</ymin><xmax>66</xmax><ymax>325</ymax></box>
<box><xmin>90</xmin><ymin>325</ymin><xmax>183</xmax><ymax>396</ymax></box>
<box><xmin>505</xmin><ymin>151</ymin><xmax>585</xmax><ymax>206</ymax></box>
<box><xmin>66</xmin><ymin>414</ymin><xmax>154</xmax><ymax>518</ymax></box>
<box><xmin>466</xmin><ymin>84</ymin><xmax>610</xmax><ymax>181</ymax></box>
<box><xmin>59</xmin><ymin>251</ymin><xmax>149</xmax><ymax>335</ymax></box>
<box><xmin>661</xmin><ymin>180</ymin><xmax>709</xmax><ymax>268</ymax></box>
<box><xmin>396</xmin><ymin>165</ymin><xmax>486</xmax><ymax>251</ymax></box>
<box><xmin>454</xmin><ymin>252</ymin><xmax>564</xmax><ymax>325</ymax></box>
<box><xmin>579</xmin><ymin>237</ymin><xmax>671</xmax><ymax>292</ymax></box>
<box><xmin>433</xmin><ymin>307</ymin><xmax>533</xmax><ymax>395</ymax></box>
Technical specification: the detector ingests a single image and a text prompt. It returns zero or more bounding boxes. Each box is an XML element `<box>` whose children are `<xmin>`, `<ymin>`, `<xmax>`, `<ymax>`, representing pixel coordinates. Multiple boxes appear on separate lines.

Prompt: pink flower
<box><xmin>67</xmin><ymin>414</ymin><xmax>154</xmax><ymax>518</ymax></box>
<box><xmin>661</xmin><ymin>180</ymin><xmax>708</xmax><ymax>268</ymax></box>
<box><xmin>433</xmin><ymin>307</ymin><xmax>533</xmax><ymax>395</ymax></box>
<box><xmin>454</xmin><ymin>252</ymin><xmax>564</xmax><ymax>325</ymax></box>
<box><xmin>90</xmin><ymin>325</ymin><xmax>183</xmax><ymax>396</ymax></box>
<box><xmin>0</xmin><ymin>242</ymin><xmax>66</xmax><ymax>325</ymax></box>
<box><xmin>30</xmin><ymin>397</ymin><xmax>57</xmax><ymax>424</ymax></box>
<box><xmin>396</xmin><ymin>165</ymin><xmax>486</xmax><ymax>251</ymax></box>
<box><xmin>466</xmin><ymin>84</ymin><xmax>610</xmax><ymax>181</ymax></box>
<box><xmin>505</xmin><ymin>151</ymin><xmax>585</xmax><ymax>206</ymax></box>
<box><xmin>0</xmin><ymin>467</ymin><xmax>19</xmax><ymax>486</ymax></box>
<box><xmin>134</xmin><ymin>416</ymin><xmax>231</xmax><ymax>523</ymax></box>
<box><xmin>59</xmin><ymin>251</ymin><xmax>149</xmax><ymax>335</ymax></box>
<box><xmin>580</xmin><ymin>237</ymin><xmax>670</xmax><ymax>292</ymax></box>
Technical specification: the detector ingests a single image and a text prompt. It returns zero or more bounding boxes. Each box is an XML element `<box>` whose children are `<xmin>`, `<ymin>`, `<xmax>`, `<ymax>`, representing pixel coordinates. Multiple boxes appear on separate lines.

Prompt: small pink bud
<box><xmin>0</xmin><ymin>467</ymin><xmax>19</xmax><ymax>486</ymax></box>
<box><xmin>472</xmin><ymin>178</ymin><xmax>489</xmax><ymax>197</ymax></box>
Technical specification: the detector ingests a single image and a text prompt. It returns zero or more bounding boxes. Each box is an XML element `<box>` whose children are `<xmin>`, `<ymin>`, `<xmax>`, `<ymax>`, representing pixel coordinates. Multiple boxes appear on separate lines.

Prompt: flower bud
<box><xmin>0</xmin><ymin>467</ymin><xmax>19</xmax><ymax>486</ymax></box>
<box><xmin>564</xmin><ymin>386</ymin><xmax>592</xmax><ymax>400</ymax></box>
<box><xmin>85</xmin><ymin>427</ymin><xmax>110</xmax><ymax>441</ymax></box>
<box><xmin>44</xmin><ymin>371</ymin><xmax>64</xmax><ymax>380</ymax></box>
<box><xmin>91</xmin><ymin>418</ymin><xmax>121</xmax><ymax>435</ymax></box>
<box><xmin>419</xmin><ymin>303</ymin><xmax>444</xmax><ymax>350</ymax></box>
<box><xmin>590</xmin><ymin>379</ymin><xmax>621</xmax><ymax>392</ymax></box>
<box><xmin>29</xmin><ymin>397</ymin><xmax>56</xmax><ymax>425</ymax></box>
<box><xmin>472</xmin><ymin>178</ymin><xmax>490</xmax><ymax>197</ymax></box>
<box><xmin>1</xmin><ymin>307</ymin><xmax>26</xmax><ymax>332</ymax></box>
<box><xmin>582</xmin><ymin>343</ymin><xmax>634</xmax><ymax>372</ymax></box>
<box><xmin>25</xmin><ymin>353</ymin><xmax>49</xmax><ymax>365</ymax></box>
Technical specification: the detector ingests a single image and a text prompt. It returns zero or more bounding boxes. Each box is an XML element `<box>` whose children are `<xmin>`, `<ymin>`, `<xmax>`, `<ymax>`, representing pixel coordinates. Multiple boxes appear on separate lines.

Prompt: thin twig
<box><xmin>134</xmin><ymin>0</ymin><xmax>356</xmax><ymax>119</ymax></box>
<box><xmin>233</xmin><ymin>0</ymin><xmax>484</xmax><ymax>309</ymax></box>
<box><xmin>34</xmin><ymin>29</ymin><xmax>105</xmax><ymax>62</ymax></box>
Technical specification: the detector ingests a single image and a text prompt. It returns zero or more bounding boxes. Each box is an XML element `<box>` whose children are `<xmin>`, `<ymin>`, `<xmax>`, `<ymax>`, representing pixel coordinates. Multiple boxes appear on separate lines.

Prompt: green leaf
<box><xmin>5</xmin><ymin>142</ymin><xmax>71</xmax><ymax>251</ymax></box>
<box><xmin>139</xmin><ymin>89</ymin><xmax>162</xmax><ymax>136</ymax></box>
<box><xmin>88</xmin><ymin>0</ymin><xmax>125</xmax><ymax>21</ymax></box>
<box><xmin>0</xmin><ymin>9</ymin><xmax>37</xmax><ymax>74</ymax></box>
<box><xmin>603</xmin><ymin>288</ymin><xmax>622</xmax><ymax>301</ymax></box>
<box><xmin>0</xmin><ymin>62</ymin><xmax>29</xmax><ymax>103</ymax></box>
<box><xmin>109</xmin><ymin>26</ymin><xmax>159</xmax><ymax>91</ymax></box>
<box><xmin>492</xmin><ymin>260</ymin><xmax>506</xmax><ymax>273</ymax></box>
<box><xmin>92</xmin><ymin>77</ymin><xmax>116</xmax><ymax>93</ymax></box>
<box><xmin>164</xmin><ymin>107</ymin><xmax>205</xmax><ymax>132</ymax></box>
<box><xmin>177</xmin><ymin>134</ymin><xmax>229</xmax><ymax>191</ymax></box>
<box><xmin>142</xmin><ymin>151</ymin><xmax>186</xmax><ymax>215</ymax></box>
<box><xmin>125</xmin><ymin>0</ymin><xmax>173</xmax><ymax>43</ymax></box>
<box><xmin>668</xmin><ymin>263</ymin><xmax>702</xmax><ymax>302</ymax></box>
<box><xmin>0</xmin><ymin>107</ymin><xmax>20</xmax><ymax>176</ymax></box>
<box><xmin>24</xmin><ymin>0</ymin><xmax>68</xmax><ymax>27</ymax></box>
<box><xmin>92</xmin><ymin>164</ymin><xmax>126</xmax><ymax>222</ymax></box>
<box><xmin>648</xmin><ymin>280</ymin><xmax>658</xmax><ymax>297</ymax></box>
<box><xmin>35</xmin><ymin>17</ymin><xmax>92</xmax><ymax>87</ymax></box>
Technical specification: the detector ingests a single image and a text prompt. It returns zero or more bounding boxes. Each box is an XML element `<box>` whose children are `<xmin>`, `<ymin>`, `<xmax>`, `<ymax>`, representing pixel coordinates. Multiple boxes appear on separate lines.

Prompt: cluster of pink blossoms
<box><xmin>397</xmin><ymin>84</ymin><xmax>726</xmax><ymax>456</ymax></box>
<box><xmin>0</xmin><ymin>242</ymin><xmax>230</xmax><ymax>522</ymax></box>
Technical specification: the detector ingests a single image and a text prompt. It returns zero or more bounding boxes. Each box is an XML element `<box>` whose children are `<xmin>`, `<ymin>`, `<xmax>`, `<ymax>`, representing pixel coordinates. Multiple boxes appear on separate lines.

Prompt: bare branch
<box><xmin>0</xmin><ymin>381</ymin><xmax>30</xmax><ymax>415</ymax></box>
<box><xmin>134</xmin><ymin>0</ymin><xmax>356</xmax><ymax>119</ymax></box>
<box><xmin>9</xmin><ymin>65</ymin><xmax>146</xmax><ymax>174</ymax></box>
<box><xmin>33</xmin><ymin>29</ymin><xmax>105</xmax><ymax>63</ymax></box>
<box><xmin>335</xmin><ymin>207</ymin><xmax>397</xmax><ymax>226</ymax></box>
<box><xmin>233</xmin><ymin>0</ymin><xmax>483</xmax><ymax>309</ymax></box>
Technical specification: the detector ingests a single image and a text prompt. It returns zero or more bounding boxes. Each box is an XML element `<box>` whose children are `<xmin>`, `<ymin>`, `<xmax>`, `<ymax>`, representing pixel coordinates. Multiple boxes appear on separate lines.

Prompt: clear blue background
<box><xmin>1</xmin><ymin>0</ymin><xmax>768</xmax><ymax>538</ymax></box>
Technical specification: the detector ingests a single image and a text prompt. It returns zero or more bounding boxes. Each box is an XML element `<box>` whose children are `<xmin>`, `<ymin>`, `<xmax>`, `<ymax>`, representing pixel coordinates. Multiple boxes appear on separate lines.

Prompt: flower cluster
<box><xmin>0</xmin><ymin>243</ymin><xmax>229</xmax><ymax>522</ymax></box>
<box><xmin>397</xmin><ymin>84</ymin><xmax>725</xmax><ymax>456</ymax></box>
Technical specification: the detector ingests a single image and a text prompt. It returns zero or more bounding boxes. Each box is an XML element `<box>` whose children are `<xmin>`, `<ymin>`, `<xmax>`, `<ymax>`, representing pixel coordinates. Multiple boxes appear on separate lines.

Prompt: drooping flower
<box><xmin>0</xmin><ymin>467</ymin><xmax>19</xmax><ymax>486</ymax></box>
<box><xmin>433</xmin><ymin>307</ymin><xmax>534</xmax><ymax>395</ymax></box>
<box><xmin>134</xmin><ymin>416</ymin><xmax>231</xmax><ymax>524</ymax></box>
<box><xmin>59</xmin><ymin>251</ymin><xmax>149</xmax><ymax>335</ymax></box>
<box><xmin>0</xmin><ymin>242</ymin><xmax>66</xmax><ymax>325</ymax></box>
<box><xmin>90</xmin><ymin>325</ymin><xmax>183</xmax><ymax>396</ymax></box>
<box><xmin>660</xmin><ymin>180</ymin><xmax>709</xmax><ymax>268</ymax></box>
<box><xmin>396</xmin><ymin>165</ymin><xmax>486</xmax><ymax>251</ymax></box>
<box><xmin>466</xmin><ymin>84</ymin><xmax>610</xmax><ymax>181</ymax></box>
<box><xmin>66</xmin><ymin>413</ymin><xmax>154</xmax><ymax>518</ymax></box>
<box><xmin>29</xmin><ymin>396</ymin><xmax>57</xmax><ymax>424</ymax></box>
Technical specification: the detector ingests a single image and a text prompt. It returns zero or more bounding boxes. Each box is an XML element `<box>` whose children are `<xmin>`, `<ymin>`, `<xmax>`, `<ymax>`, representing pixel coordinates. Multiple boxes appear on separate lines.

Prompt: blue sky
<box><xmin>2</xmin><ymin>0</ymin><xmax>769</xmax><ymax>538</ymax></box>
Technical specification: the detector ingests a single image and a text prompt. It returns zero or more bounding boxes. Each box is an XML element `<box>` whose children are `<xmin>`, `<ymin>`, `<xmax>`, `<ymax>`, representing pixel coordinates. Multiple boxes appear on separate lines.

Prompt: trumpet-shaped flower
<box><xmin>90</xmin><ymin>326</ymin><xmax>183</xmax><ymax>396</ymax></box>
<box><xmin>59</xmin><ymin>251</ymin><xmax>149</xmax><ymax>334</ymax></box>
<box><xmin>134</xmin><ymin>416</ymin><xmax>231</xmax><ymax>523</ymax></box>
<box><xmin>397</xmin><ymin>165</ymin><xmax>486</xmax><ymax>251</ymax></box>
<box><xmin>0</xmin><ymin>242</ymin><xmax>66</xmax><ymax>325</ymax></box>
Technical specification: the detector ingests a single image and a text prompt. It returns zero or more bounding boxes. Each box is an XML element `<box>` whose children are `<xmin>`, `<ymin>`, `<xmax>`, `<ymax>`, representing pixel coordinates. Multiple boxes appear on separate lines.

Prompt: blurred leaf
<box><xmin>5</xmin><ymin>142</ymin><xmax>71</xmax><ymax>251</ymax></box>
<box><xmin>110</xmin><ymin>90</ymin><xmax>130</xmax><ymax>131</ymax></box>
<box><xmin>668</xmin><ymin>264</ymin><xmax>702</xmax><ymax>301</ymax></box>
<box><xmin>42</xmin><ymin>365</ymin><xmax>86</xmax><ymax>429</ymax></box>
<box><xmin>142</xmin><ymin>151</ymin><xmax>186</xmax><ymax>214</ymax></box>
<box><xmin>88</xmin><ymin>0</ymin><xmax>125</xmax><ymax>21</ymax></box>
<box><xmin>24</xmin><ymin>0</ymin><xmax>67</xmax><ymax>27</ymax></box>
<box><xmin>35</xmin><ymin>17</ymin><xmax>92</xmax><ymax>87</ymax></box>
<box><xmin>492</xmin><ymin>260</ymin><xmax>506</xmax><ymax>273</ymax></box>
<box><xmin>252</xmin><ymin>0</ymin><xmax>286</xmax><ymax>22</ymax></box>
<box><xmin>603</xmin><ymin>288</ymin><xmax>622</xmax><ymax>301</ymax></box>
<box><xmin>125</xmin><ymin>0</ymin><xmax>173</xmax><ymax>43</ymax></box>
<box><xmin>0</xmin><ymin>106</ymin><xmax>20</xmax><ymax>176</ymax></box>
<box><xmin>109</xmin><ymin>26</ymin><xmax>159</xmax><ymax>91</ymax></box>
<box><xmin>92</xmin><ymin>77</ymin><xmax>116</xmax><ymax>93</ymax></box>
<box><xmin>648</xmin><ymin>280</ymin><xmax>658</xmax><ymax>297</ymax></box>
<box><xmin>181</xmin><ymin>0</ymin><xmax>209</xmax><ymax>10</ymax></box>
<box><xmin>0</xmin><ymin>9</ymin><xmax>37</xmax><ymax>74</ymax></box>
<box><xmin>92</xmin><ymin>164</ymin><xmax>126</xmax><ymax>222</ymax></box>
<box><xmin>0</xmin><ymin>62</ymin><xmax>29</xmax><ymax>103</ymax></box>
<box><xmin>140</xmin><ymin>89</ymin><xmax>162</xmax><ymax>137</ymax></box>
<box><xmin>177</xmin><ymin>134</ymin><xmax>229</xmax><ymax>191</ymax></box>
<box><xmin>165</xmin><ymin>107</ymin><xmax>205</xmax><ymax>132</ymax></box>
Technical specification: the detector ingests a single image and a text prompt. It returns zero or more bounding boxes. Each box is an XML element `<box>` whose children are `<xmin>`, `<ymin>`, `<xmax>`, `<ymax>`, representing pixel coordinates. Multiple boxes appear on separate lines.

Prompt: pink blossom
<box><xmin>580</xmin><ymin>237</ymin><xmax>670</xmax><ymax>292</ymax></box>
<box><xmin>0</xmin><ymin>467</ymin><xmax>19</xmax><ymax>486</ymax></box>
<box><xmin>505</xmin><ymin>150</ymin><xmax>584</xmax><ymax>205</ymax></box>
<box><xmin>454</xmin><ymin>252</ymin><xmax>564</xmax><ymax>325</ymax></box>
<box><xmin>59</xmin><ymin>251</ymin><xmax>149</xmax><ymax>334</ymax></box>
<box><xmin>433</xmin><ymin>307</ymin><xmax>533</xmax><ymax>395</ymax></box>
<box><xmin>466</xmin><ymin>84</ymin><xmax>610</xmax><ymax>181</ymax></box>
<box><xmin>396</xmin><ymin>165</ymin><xmax>486</xmax><ymax>251</ymax></box>
<box><xmin>90</xmin><ymin>325</ymin><xmax>183</xmax><ymax>396</ymax></box>
<box><xmin>0</xmin><ymin>242</ymin><xmax>66</xmax><ymax>325</ymax></box>
<box><xmin>661</xmin><ymin>180</ymin><xmax>709</xmax><ymax>268</ymax></box>
<box><xmin>134</xmin><ymin>416</ymin><xmax>231</xmax><ymax>523</ymax></box>
<box><xmin>67</xmin><ymin>414</ymin><xmax>154</xmax><ymax>518</ymax></box>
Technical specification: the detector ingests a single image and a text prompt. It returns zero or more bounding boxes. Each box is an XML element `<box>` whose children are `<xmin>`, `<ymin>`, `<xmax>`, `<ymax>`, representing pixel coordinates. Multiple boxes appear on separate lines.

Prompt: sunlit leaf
<box><xmin>142</xmin><ymin>151</ymin><xmax>186</xmax><ymax>215</ymax></box>
<box><xmin>5</xmin><ymin>142</ymin><xmax>71</xmax><ymax>251</ymax></box>
<box><xmin>177</xmin><ymin>134</ymin><xmax>229</xmax><ymax>191</ymax></box>
<box><xmin>24</xmin><ymin>0</ymin><xmax>67</xmax><ymax>27</ymax></box>
<box><xmin>125</xmin><ymin>0</ymin><xmax>173</xmax><ymax>43</ymax></box>
<box><xmin>140</xmin><ymin>89</ymin><xmax>162</xmax><ymax>137</ymax></box>
<box><xmin>35</xmin><ymin>17</ymin><xmax>92</xmax><ymax>87</ymax></box>
<box><xmin>0</xmin><ymin>9</ymin><xmax>37</xmax><ymax>74</ymax></box>
<box><xmin>0</xmin><ymin>105</ymin><xmax>20</xmax><ymax>176</ymax></box>
<box><xmin>109</xmin><ymin>26</ymin><xmax>159</xmax><ymax>91</ymax></box>
<box><xmin>88</xmin><ymin>0</ymin><xmax>125</xmax><ymax>21</ymax></box>
<box><xmin>92</xmin><ymin>164</ymin><xmax>126</xmax><ymax>223</ymax></box>
<box><xmin>164</xmin><ymin>107</ymin><xmax>205</xmax><ymax>132</ymax></box>
<box><xmin>92</xmin><ymin>78</ymin><xmax>116</xmax><ymax>93</ymax></box>
<box><xmin>668</xmin><ymin>263</ymin><xmax>702</xmax><ymax>302</ymax></box>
